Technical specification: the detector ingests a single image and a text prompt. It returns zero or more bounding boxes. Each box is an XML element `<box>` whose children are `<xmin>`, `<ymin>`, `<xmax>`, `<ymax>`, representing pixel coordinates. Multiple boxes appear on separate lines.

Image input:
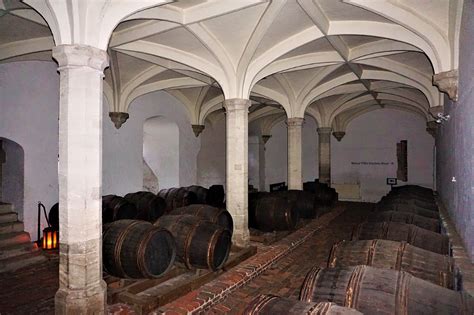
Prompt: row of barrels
<box><xmin>47</xmin><ymin>185</ymin><xmax>225</xmax><ymax>230</ymax></box>
<box><xmin>103</xmin><ymin>204</ymin><xmax>233</xmax><ymax>279</ymax></box>
<box><xmin>245</xmin><ymin>185</ymin><xmax>474</xmax><ymax>314</ymax></box>
<box><xmin>303</xmin><ymin>179</ymin><xmax>338</xmax><ymax>206</ymax></box>
<box><xmin>249</xmin><ymin>190</ymin><xmax>323</xmax><ymax>232</ymax></box>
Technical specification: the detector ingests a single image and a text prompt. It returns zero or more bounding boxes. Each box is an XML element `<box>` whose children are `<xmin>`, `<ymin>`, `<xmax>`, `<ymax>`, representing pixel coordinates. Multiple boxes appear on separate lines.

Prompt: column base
<box><xmin>232</xmin><ymin>229</ymin><xmax>251</xmax><ymax>248</ymax></box>
<box><xmin>55</xmin><ymin>280</ymin><xmax>107</xmax><ymax>315</ymax></box>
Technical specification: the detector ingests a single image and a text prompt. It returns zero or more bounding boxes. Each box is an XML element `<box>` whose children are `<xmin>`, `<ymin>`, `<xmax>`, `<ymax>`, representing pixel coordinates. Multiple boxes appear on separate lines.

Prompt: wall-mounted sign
<box><xmin>386</xmin><ymin>178</ymin><xmax>397</xmax><ymax>185</ymax></box>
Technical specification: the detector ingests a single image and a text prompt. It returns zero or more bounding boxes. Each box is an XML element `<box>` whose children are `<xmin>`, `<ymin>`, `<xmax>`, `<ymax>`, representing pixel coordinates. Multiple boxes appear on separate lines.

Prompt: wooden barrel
<box><xmin>49</xmin><ymin>203</ymin><xmax>59</xmax><ymax>231</ymax></box>
<box><xmin>250</xmin><ymin>196</ymin><xmax>299</xmax><ymax>232</ymax></box>
<box><xmin>102</xmin><ymin>220</ymin><xmax>175</xmax><ymax>279</ymax></box>
<box><xmin>157</xmin><ymin>187</ymin><xmax>197</xmax><ymax>212</ymax></box>
<box><xmin>375</xmin><ymin>203</ymin><xmax>439</xmax><ymax>219</ymax></box>
<box><xmin>304</xmin><ymin>181</ymin><xmax>337</xmax><ymax>206</ymax></box>
<box><xmin>367</xmin><ymin>211</ymin><xmax>441</xmax><ymax>232</ymax></box>
<box><xmin>208</xmin><ymin>184</ymin><xmax>225</xmax><ymax>207</ymax></box>
<box><xmin>300</xmin><ymin>265</ymin><xmax>474</xmax><ymax>315</ymax></box>
<box><xmin>243</xmin><ymin>294</ymin><xmax>362</xmax><ymax>315</ymax></box>
<box><xmin>352</xmin><ymin>222</ymin><xmax>450</xmax><ymax>255</ymax></box>
<box><xmin>102</xmin><ymin>195</ymin><xmax>137</xmax><ymax>224</ymax></box>
<box><xmin>124</xmin><ymin>191</ymin><xmax>166</xmax><ymax>222</ymax></box>
<box><xmin>184</xmin><ymin>185</ymin><xmax>209</xmax><ymax>204</ymax></box>
<box><xmin>154</xmin><ymin>215</ymin><xmax>231</xmax><ymax>270</ymax></box>
<box><xmin>273</xmin><ymin>190</ymin><xmax>317</xmax><ymax>219</ymax></box>
<box><xmin>391</xmin><ymin>185</ymin><xmax>434</xmax><ymax>196</ymax></box>
<box><xmin>380</xmin><ymin>196</ymin><xmax>437</xmax><ymax>212</ymax></box>
<box><xmin>170</xmin><ymin>204</ymin><xmax>233</xmax><ymax>234</ymax></box>
<box><xmin>328</xmin><ymin>239</ymin><xmax>454</xmax><ymax>288</ymax></box>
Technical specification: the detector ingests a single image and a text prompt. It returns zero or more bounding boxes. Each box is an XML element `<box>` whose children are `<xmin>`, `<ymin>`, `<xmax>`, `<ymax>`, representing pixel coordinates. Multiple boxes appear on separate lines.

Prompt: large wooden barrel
<box><xmin>380</xmin><ymin>196</ymin><xmax>437</xmax><ymax>212</ymax></box>
<box><xmin>391</xmin><ymin>185</ymin><xmax>434</xmax><ymax>196</ymax></box>
<box><xmin>184</xmin><ymin>185</ymin><xmax>208</xmax><ymax>204</ymax></box>
<box><xmin>367</xmin><ymin>211</ymin><xmax>441</xmax><ymax>232</ymax></box>
<box><xmin>208</xmin><ymin>184</ymin><xmax>225</xmax><ymax>207</ymax></box>
<box><xmin>328</xmin><ymin>239</ymin><xmax>454</xmax><ymax>288</ymax></box>
<box><xmin>243</xmin><ymin>294</ymin><xmax>362</xmax><ymax>315</ymax></box>
<box><xmin>103</xmin><ymin>220</ymin><xmax>175</xmax><ymax>279</ymax></box>
<box><xmin>102</xmin><ymin>195</ymin><xmax>137</xmax><ymax>224</ymax></box>
<box><xmin>300</xmin><ymin>265</ymin><xmax>474</xmax><ymax>315</ymax></box>
<box><xmin>352</xmin><ymin>222</ymin><xmax>450</xmax><ymax>255</ymax></box>
<box><xmin>375</xmin><ymin>203</ymin><xmax>439</xmax><ymax>219</ymax></box>
<box><xmin>170</xmin><ymin>204</ymin><xmax>233</xmax><ymax>234</ymax></box>
<box><xmin>273</xmin><ymin>190</ymin><xmax>317</xmax><ymax>219</ymax></box>
<box><xmin>154</xmin><ymin>215</ymin><xmax>231</xmax><ymax>270</ymax></box>
<box><xmin>123</xmin><ymin>191</ymin><xmax>166</xmax><ymax>222</ymax></box>
<box><xmin>157</xmin><ymin>187</ymin><xmax>197</xmax><ymax>212</ymax></box>
<box><xmin>250</xmin><ymin>196</ymin><xmax>299</xmax><ymax>232</ymax></box>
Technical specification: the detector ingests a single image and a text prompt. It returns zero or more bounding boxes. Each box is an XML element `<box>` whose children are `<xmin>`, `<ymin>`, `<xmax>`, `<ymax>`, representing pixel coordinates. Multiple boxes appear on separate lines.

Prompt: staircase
<box><xmin>0</xmin><ymin>203</ymin><xmax>46</xmax><ymax>273</ymax></box>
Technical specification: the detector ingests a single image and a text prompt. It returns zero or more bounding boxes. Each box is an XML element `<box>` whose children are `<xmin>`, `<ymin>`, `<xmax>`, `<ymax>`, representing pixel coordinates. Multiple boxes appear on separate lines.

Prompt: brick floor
<box><xmin>0</xmin><ymin>254</ymin><xmax>58</xmax><ymax>315</ymax></box>
<box><xmin>205</xmin><ymin>202</ymin><xmax>372</xmax><ymax>315</ymax></box>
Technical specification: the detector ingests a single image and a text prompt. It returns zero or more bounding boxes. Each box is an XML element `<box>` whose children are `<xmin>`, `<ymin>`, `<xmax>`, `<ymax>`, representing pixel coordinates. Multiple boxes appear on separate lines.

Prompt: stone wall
<box><xmin>436</xmin><ymin>0</ymin><xmax>474</xmax><ymax>262</ymax></box>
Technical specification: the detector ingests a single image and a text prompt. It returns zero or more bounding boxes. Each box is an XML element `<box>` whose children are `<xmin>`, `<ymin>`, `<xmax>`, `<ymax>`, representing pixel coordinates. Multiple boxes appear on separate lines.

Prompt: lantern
<box><xmin>42</xmin><ymin>227</ymin><xmax>58</xmax><ymax>250</ymax></box>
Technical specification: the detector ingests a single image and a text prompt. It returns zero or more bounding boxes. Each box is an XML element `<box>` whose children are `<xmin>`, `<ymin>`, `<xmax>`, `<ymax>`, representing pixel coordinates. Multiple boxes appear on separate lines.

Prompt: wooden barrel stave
<box><xmin>328</xmin><ymin>239</ymin><xmax>454</xmax><ymax>288</ymax></box>
<box><xmin>375</xmin><ymin>203</ymin><xmax>439</xmax><ymax>219</ymax></box>
<box><xmin>124</xmin><ymin>191</ymin><xmax>166</xmax><ymax>222</ymax></box>
<box><xmin>154</xmin><ymin>214</ymin><xmax>231</xmax><ymax>270</ymax></box>
<box><xmin>367</xmin><ymin>211</ymin><xmax>441</xmax><ymax>232</ymax></box>
<box><xmin>250</xmin><ymin>196</ymin><xmax>299</xmax><ymax>232</ymax></box>
<box><xmin>243</xmin><ymin>294</ymin><xmax>362</xmax><ymax>315</ymax></box>
<box><xmin>273</xmin><ymin>190</ymin><xmax>318</xmax><ymax>219</ymax></box>
<box><xmin>157</xmin><ymin>187</ymin><xmax>198</xmax><ymax>212</ymax></box>
<box><xmin>171</xmin><ymin>204</ymin><xmax>233</xmax><ymax>234</ymax></box>
<box><xmin>102</xmin><ymin>220</ymin><xmax>175</xmax><ymax>279</ymax></box>
<box><xmin>352</xmin><ymin>222</ymin><xmax>449</xmax><ymax>255</ymax></box>
<box><xmin>102</xmin><ymin>195</ymin><xmax>137</xmax><ymax>224</ymax></box>
<box><xmin>184</xmin><ymin>185</ymin><xmax>208</xmax><ymax>204</ymax></box>
<box><xmin>300</xmin><ymin>265</ymin><xmax>474</xmax><ymax>315</ymax></box>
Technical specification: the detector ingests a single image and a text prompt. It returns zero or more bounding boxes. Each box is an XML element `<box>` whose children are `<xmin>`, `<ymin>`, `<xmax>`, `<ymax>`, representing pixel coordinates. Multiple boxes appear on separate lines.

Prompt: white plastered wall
<box><xmin>0</xmin><ymin>61</ymin><xmax>200</xmax><ymax>239</ymax></box>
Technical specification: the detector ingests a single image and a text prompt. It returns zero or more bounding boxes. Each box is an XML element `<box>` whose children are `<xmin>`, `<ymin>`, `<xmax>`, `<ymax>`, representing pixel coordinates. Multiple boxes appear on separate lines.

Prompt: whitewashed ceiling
<box><xmin>0</xmin><ymin>0</ymin><xmax>464</xmax><ymax>132</ymax></box>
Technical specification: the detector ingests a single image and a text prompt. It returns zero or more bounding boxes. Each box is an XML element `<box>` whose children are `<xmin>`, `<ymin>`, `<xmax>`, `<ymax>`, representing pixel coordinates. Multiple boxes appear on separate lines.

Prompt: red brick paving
<box><xmin>205</xmin><ymin>202</ymin><xmax>372</xmax><ymax>315</ymax></box>
<box><xmin>0</xmin><ymin>254</ymin><xmax>58</xmax><ymax>315</ymax></box>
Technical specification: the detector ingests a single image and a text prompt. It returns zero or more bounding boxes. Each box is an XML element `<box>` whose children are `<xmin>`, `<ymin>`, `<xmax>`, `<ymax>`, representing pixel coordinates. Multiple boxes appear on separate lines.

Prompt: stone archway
<box><xmin>0</xmin><ymin>137</ymin><xmax>25</xmax><ymax>219</ymax></box>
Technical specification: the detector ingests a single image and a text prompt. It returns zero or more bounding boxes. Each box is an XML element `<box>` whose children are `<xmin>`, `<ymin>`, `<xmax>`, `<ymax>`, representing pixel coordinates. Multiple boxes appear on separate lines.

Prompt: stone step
<box><xmin>0</xmin><ymin>212</ymin><xmax>18</xmax><ymax>224</ymax></box>
<box><xmin>0</xmin><ymin>231</ymin><xmax>31</xmax><ymax>248</ymax></box>
<box><xmin>0</xmin><ymin>242</ymin><xmax>37</xmax><ymax>260</ymax></box>
<box><xmin>0</xmin><ymin>221</ymin><xmax>24</xmax><ymax>234</ymax></box>
<box><xmin>0</xmin><ymin>251</ymin><xmax>47</xmax><ymax>273</ymax></box>
<box><xmin>0</xmin><ymin>203</ymin><xmax>13</xmax><ymax>214</ymax></box>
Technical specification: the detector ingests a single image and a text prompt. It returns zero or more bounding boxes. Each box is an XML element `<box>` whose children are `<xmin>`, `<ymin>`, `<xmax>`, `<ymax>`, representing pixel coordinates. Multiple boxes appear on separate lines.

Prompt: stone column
<box><xmin>317</xmin><ymin>127</ymin><xmax>332</xmax><ymax>185</ymax></box>
<box><xmin>52</xmin><ymin>45</ymin><xmax>108</xmax><ymax>314</ymax></box>
<box><xmin>224</xmin><ymin>99</ymin><xmax>251</xmax><ymax>248</ymax></box>
<box><xmin>259</xmin><ymin>135</ymin><xmax>271</xmax><ymax>192</ymax></box>
<box><xmin>287</xmin><ymin>118</ymin><xmax>304</xmax><ymax>190</ymax></box>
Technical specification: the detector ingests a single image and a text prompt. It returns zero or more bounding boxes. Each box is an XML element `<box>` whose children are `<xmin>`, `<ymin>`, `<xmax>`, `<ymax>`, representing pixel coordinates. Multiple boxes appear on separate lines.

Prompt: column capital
<box><xmin>332</xmin><ymin>131</ymin><xmax>346</xmax><ymax>141</ymax></box>
<box><xmin>433</xmin><ymin>69</ymin><xmax>458</xmax><ymax>101</ymax></box>
<box><xmin>192</xmin><ymin>124</ymin><xmax>205</xmax><ymax>137</ymax></box>
<box><xmin>317</xmin><ymin>127</ymin><xmax>332</xmax><ymax>135</ymax></box>
<box><xmin>223</xmin><ymin>98</ymin><xmax>251</xmax><ymax>112</ymax></box>
<box><xmin>286</xmin><ymin>117</ymin><xmax>304</xmax><ymax>127</ymax></box>
<box><xmin>109</xmin><ymin>112</ymin><xmax>129</xmax><ymax>129</ymax></box>
<box><xmin>262</xmin><ymin>135</ymin><xmax>272</xmax><ymax>144</ymax></box>
<box><xmin>426</xmin><ymin>121</ymin><xmax>438</xmax><ymax>138</ymax></box>
<box><xmin>52</xmin><ymin>45</ymin><xmax>109</xmax><ymax>71</ymax></box>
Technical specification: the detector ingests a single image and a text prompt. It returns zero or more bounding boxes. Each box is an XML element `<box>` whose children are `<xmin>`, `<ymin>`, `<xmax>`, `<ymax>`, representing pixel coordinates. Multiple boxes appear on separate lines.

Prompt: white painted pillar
<box><xmin>318</xmin><ymin>127</ymin><xmax>332</xmax><ymax>185</ymax></box>
<box><xmin>287</xmin><ymin>118</ymin><xmax>304</xmax><ymax>190</ymax></box>
<box><xmin>260</xmin><ymin>135</ymin><xmax>271</xmax><ymax>192</ymax></box>
<box><xmin>52</xmin><ymin>45</ymin><xmax>108</xmax><ymax>314</ymax></box>
<box><xmin>224</xmin><ymin>98</ymin><xmax>250</xmax><ymax>248</ymax></box>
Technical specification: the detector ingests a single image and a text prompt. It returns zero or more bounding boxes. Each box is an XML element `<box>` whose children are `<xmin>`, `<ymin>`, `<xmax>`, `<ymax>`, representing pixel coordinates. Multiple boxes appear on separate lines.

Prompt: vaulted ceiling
<box><xmin>0</xmin><ymin>0</ymin><xmax>464</xmax><ymax>133</ymax></box>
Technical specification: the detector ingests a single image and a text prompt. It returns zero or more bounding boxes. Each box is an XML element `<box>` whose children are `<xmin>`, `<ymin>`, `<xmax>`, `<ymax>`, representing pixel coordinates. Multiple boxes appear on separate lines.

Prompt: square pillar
<box><xmin>287</xmin><ymin>118</ymin><xmax>304</xmax><ymax>190</ymax></box>
<box><xmin>317</xmin><ymin>127</ymin><xmax>332</xmax><ymax>185</ymax></box>
<box><xmin>52</xmin><ymin>45</ymin><xmax>108</xmax><ymax>314</ymax></box>
<box><xmin>224</xmin><ymin>99</ymin><xmax>251</xmax><ymax>248</ymax></box>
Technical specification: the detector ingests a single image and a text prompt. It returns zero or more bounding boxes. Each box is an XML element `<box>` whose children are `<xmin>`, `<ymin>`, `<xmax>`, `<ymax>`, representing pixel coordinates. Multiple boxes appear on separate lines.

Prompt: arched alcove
<box><xmin>143</xmin><ymin>116</ymin><xmax>180</xmax><ymax>191</ymax></box>
<box><xmin>0</xmin><ymin>137</ymin><xmax>25</xmax><ymax>220</ymax></box>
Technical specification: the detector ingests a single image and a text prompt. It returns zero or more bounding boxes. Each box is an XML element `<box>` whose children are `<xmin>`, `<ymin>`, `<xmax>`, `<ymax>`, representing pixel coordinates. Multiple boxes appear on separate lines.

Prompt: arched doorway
<box><xmin>143</xmin><ymin>116</ymin><xmax>180</xmax><ymax>192</ymax></box>
<box><xmin>0</xmin><ymin>138</ymin><xmax>25</xmax><ymax>220</ymax></box>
